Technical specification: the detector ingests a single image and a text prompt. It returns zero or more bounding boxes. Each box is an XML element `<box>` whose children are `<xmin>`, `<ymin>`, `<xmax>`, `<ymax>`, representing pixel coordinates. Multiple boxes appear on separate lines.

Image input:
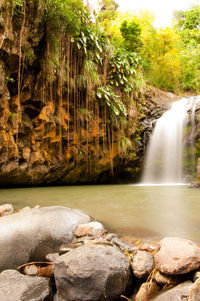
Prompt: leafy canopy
<box><xmin>120</xmin><ymin>19</ymin><xmax>143</xmax><ymax>52</ymax></box>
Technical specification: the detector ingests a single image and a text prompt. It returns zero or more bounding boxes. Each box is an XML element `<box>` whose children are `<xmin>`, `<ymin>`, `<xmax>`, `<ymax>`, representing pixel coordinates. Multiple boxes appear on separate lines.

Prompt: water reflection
<box><xmin>142</xmin><ymin>186</ymin><xmax>187</xmax><ymax>238</ymax></box>
<box><xmin>0</xmin><ymin>185</ymin><xmax>199</xmax><ymax>241</ymax></box>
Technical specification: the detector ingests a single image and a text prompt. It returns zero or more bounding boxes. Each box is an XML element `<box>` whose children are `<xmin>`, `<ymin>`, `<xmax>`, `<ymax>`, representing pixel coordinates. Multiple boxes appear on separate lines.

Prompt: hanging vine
<box><xmin>0</xmin><ymin>0</ymin><xmax>144</xmax><ymax>180</ymax></box>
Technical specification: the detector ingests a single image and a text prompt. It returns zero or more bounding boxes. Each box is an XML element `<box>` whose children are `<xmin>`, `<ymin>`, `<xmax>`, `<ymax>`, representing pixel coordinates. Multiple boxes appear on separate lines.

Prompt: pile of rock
<box><xmin>0</xmin><ymin>204</ymin><xmax>200</xmax><ymax>300</ymax></box>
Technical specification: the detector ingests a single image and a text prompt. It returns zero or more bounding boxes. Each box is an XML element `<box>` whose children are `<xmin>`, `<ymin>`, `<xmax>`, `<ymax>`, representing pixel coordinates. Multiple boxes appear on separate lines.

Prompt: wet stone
<box><xmin>154</xmin><ymin>271</ymin><xmax>176</xmax><ymax>287</ymax></box>
<box><xmin>112</xmin><ymin>237</ymin><xmax>137</xmax><ymax>253</ymax></box>
<box><xmin>0</xmin><ymin>269</ymin><xmax>52</xmax><ymax>301</ymax></box>
<box><xmin>152</xmin><ymin>281</ymin><xmax>193</xmax><ymax>301</ymax></box>
<box><xmin>190</xmin><ymin>278</ymin><xmax>200</xmax><ymax>301</ymax></box>
<box><xmin>75</xmin><ymin>221</ymin><xmax>106</xmax><ymax>237</ymax></box>
<box><xmin>138</xmin><ymin>241</ymin><xmax>159</xmax><ymax>253</ymax></box>
<box><xmin>104</xmin><ymin>233</ymin><xmax>117</xmax><ymax>241</ymax></box>
<box><xmin>0</xmin><ymin>204</ymin><xmax>14</xmax><ymax>217</ymax></box>
<box><xmin>135</xmin><ymin>280</ymin><xmax>160</xmax><ymax>301</ymax></box>
<box><xmin>132</xmin><ymin>250</ymin><xmax>154</xmax><ymax>279</ymax></box>
<box><xmin>154</xmin><ymin>237</ymin><xmax>200</xmax><ymax>275</ymax></box>
<box><xmin>193</xmin><ymin>270</ymin><xmax>200</xmax><ymax>282</ymax></box>
<box><xmin>45</xmin><ymin>253</ymin><xmax>60</xmax><ymax>262</ymax></box>
<box><xmin>54</xmin><ymin>245</ymin><xmax>133</xmax><ymax>301</ymax></box>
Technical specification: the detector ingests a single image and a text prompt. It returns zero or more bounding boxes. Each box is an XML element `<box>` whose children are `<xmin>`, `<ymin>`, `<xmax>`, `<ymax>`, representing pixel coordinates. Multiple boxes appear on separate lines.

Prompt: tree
<box><xmin>120</xmin><ymin>19</ymin><xmax>143</xmax><ymax>52</ymax></box>
<box><xmin>142</xmin><ymin>27</ymin><xmax>182</xmax><ymax>91</ymax></box>
<box><xmin>97</xmin><ymin>0</ymin><xmax>119</xmax><ymax>31</ymax></box>
<box><xmin>173</xmin><ymin>5</ymin><xmax>200</xmax><ymax>91</ymax></box>
<box><xmin>174</xmin><ymin>5</ymin><xmax>200</xmax><ymax>31</ymax></box>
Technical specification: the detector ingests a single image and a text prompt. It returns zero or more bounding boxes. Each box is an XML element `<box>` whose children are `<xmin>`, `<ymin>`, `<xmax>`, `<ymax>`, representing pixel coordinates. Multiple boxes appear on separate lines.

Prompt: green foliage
<box><xmin>24</xmin><ymin>47</ymin><xmax>35</xmax><ymax>64</ymax></box>
<box><xmin>44</xmin><ymin>0</ymin><xmax>91</xmax><ymax>82</ymax></box>
<box><xmin>45</xmin><ymin>0</ymin><xmax>87</xmax><ymax>35</ymax></box>
<box><xmin>84</xmin><ymin>56</ymin><xmax>101</xmax><ymax>85</ymax></box>
<box><xmin>173</xmin><ymin>5</ymin><xmax>200</xmax><ymax>91</ymax></box>
<box><xmin>174</xmin><ymin>6</ymin><xmax>200</xmax><ymax>51</ymax></box>
<box><xmin>97</xmin><ymin>85</ymin><xmax>126</xmax><ymax>121</ymax></box>
<box><xmin>109</xmin><ymin>48</ymin><xmax>143</xmax><ymax>93</ymax></box>
<box><xmin>74</xmin><ymin>21</ymin><xmax>107</xmax><ymax>65</ymax></box>
<box><xmin>5</xmin><ymin>0</ymin><xmax>200</xmax><ymax>96</ymax></box>
<box><xmin>14</xmin><ymin>0</ymin><xmax>24</xmax><ymax>7</ymax></box>
<box><xmin>80</xmin><ymin>108</ymin><xmax>93</xmax><ymax>120</ymax></box>
<box><xmin>195</xmin><ymin>136</ymin><xmax>200</xmax><ymax>158</ymax></box>
<box><xmin>6</xmin><ymin>77</ymin><xmax>15</xmax><ymax>83</ymax></box>
<box><xmin>97</xmin><ymin>0</ymin><xmax>119</xmax><ymax>31</ymax></box>
<box><xmin>142</xmin><ymin>27</ymin><xmax>182</xmax><ymax>92</ymax></box>
<box><xmin>120</xmin><ymin>19</ymin><xmax>143</xmax><ymax>52</ymax></box>
<box><xmin>54</xmin><ymin>115</ymin><xmax>60</xmax><ymax>123</ymax></box>
<box><xmin>11</xmin><ymin>112</ymin><xmax>17</xmax><ymax>121</ymax></box>
<box><xmin>174</xmin><ymin>6</ymin><xmax>200</xmax><ymax>31</ymax></box>
<box><xmin>3</xmin><ymin>0</ymin><xmax>24</xmax><ymax>9</ymax></box>
<box><xmin>99</xmin><ymin>0</ymin><xmax>119</xmax><ymax>12</ymax></box>
<box><xmin>120</xmin><ymin>136</ymin><xmax>132</xmax><ymax>154</ymax></box>
<box><xmin>179</xmin><ymin>45</ymin><xmax>200</xmax><ymax>91</ymax></box>
<box><xmin>134</xmin><ymin>124</ymin><xmax>143</xmax><ymax>144</ymax></box>
<box><xmin>2</xmin><ymin>0</ymin><xmax>25</xmax><ymax>18</ymax></box>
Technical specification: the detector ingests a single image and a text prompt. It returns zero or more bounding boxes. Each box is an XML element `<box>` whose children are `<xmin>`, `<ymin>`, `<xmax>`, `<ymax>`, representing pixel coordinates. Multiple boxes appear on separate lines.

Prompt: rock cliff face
<box><xmin>190</xmin><ymin>106</ymin><xmax>200</xmax><ymax>185</ymax></box>
<box><xmin>0</xmin><ymin>1</ymin><xmax>171</xmax><ymax>186</ymax></box>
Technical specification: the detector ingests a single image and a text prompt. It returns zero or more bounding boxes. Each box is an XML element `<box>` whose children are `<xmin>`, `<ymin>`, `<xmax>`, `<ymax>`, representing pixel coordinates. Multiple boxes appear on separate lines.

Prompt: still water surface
<box><xmin>0</xmin><ymin>185</ymin><xmax>200</xmax><ymax>241</ymax></box>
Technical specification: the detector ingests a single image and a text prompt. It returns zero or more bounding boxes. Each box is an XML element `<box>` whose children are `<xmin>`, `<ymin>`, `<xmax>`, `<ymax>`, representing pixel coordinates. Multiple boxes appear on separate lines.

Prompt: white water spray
<box><xmin>142</xmin><ymin>96</ymin><xmax>200</xmax><ymax>184</ymax></box>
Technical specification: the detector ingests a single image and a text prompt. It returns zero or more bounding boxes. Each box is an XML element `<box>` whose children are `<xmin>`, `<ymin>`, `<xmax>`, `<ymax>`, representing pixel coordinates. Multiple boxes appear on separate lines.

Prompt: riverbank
<box><xmin>0</xmin><ymin>204</ymin><xmax>200</xmax><ymax>300</ymax></box>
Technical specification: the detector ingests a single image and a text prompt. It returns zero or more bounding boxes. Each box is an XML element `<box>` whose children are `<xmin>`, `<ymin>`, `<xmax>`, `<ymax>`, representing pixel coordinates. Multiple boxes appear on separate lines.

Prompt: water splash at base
<box><xmin>142</xmin><ymin>96</ymin><xmax>200</xmax><ymax>184</ymax></box>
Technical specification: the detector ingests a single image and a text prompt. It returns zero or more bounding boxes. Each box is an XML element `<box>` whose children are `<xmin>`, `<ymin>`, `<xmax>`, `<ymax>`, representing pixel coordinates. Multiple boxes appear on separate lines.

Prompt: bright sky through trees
<box><xmin>88</xmin><ymin>0</ymin><xmax>200</xmax><ymax>28</ymax></box>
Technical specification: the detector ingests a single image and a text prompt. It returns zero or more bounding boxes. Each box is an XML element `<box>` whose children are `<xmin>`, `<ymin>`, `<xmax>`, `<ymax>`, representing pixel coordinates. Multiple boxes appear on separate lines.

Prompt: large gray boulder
<box><xmin>154</xmin><ymin>237</ymin><xmax>200</xmax><ymax>275</ymax></box>
<box><xmin>54</xmin><ymin>245</ymin><xmax>133</xmax><ymax>301</ymax></box>
<box><xmin>0</xmin><ymin>206</ymin><xmax>90</xmax><ymax>271</ymax></box>
<box><xmin>152</xmin><ymin>281</ymin><xmax>193</xmax><ymax>301</ymax></box>
<box><xmin>0</xmin><ymin>269</ymin><xmax>52</xmax><ymax>301</ymax></box>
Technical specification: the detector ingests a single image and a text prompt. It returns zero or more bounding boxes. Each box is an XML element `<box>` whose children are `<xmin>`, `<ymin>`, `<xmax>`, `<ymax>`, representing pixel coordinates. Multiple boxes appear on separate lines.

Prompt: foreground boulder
<box><xmin>54</xmin><ymin>245</ymin><xmax>133</xmax><ymax>301</ymax></box>
<box><xmin>135</xmin><ymin>280</ymin><xmax>160</xmax><ymax>301</ymax></box>
<box><xmin>0</xmin><ymin>269</ymin><xmax>52</xmax><ymax>301</ymax></box>
<box><xmin>0</xmin><ymin>206</ymin><xmax>90</xmax><ymax>271</ymax></box>
<box><xmin>131</xmin><ymin>250</ymin><xmax>154</xmax><ymax>279</ymax></box>
<box><xmin>152</xmin><ymin>281</ymin><xmax>193</xmax><ymax>300</ymax></box>
<box><xmin>154</xmin><ymin>237</ymin><xmax>200</xmax><ymax>275</ymax></box>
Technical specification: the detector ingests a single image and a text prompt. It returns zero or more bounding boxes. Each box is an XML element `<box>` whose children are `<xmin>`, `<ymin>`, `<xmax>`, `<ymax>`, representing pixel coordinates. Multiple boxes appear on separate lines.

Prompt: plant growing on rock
<box><xmin>109</xmin><ymin>48</ymin><xmax>143</xmax><ymax>93</ymax></box>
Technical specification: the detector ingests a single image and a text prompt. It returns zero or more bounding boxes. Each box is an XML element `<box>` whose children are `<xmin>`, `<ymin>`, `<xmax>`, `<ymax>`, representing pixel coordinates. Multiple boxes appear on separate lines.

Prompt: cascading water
<box><xmin>142</xmin><ymin>96</ymin><xmax>200</xmax><ymax>184</ymax></box>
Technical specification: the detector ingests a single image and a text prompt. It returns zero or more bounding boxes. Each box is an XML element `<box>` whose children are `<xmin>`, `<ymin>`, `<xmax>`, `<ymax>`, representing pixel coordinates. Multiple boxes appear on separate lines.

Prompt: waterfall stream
<box><xmin>142</xmin><ymin>96</ymin><xmax>200</xmax><ymax>184</ymax></box>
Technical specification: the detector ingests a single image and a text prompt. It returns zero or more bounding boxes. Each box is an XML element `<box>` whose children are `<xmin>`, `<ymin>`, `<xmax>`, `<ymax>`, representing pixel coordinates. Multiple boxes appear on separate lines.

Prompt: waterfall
<box><xmin>142</xmin><ymin>96</ymin><xmax>200</xmax><ymax>184</ymax></box>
